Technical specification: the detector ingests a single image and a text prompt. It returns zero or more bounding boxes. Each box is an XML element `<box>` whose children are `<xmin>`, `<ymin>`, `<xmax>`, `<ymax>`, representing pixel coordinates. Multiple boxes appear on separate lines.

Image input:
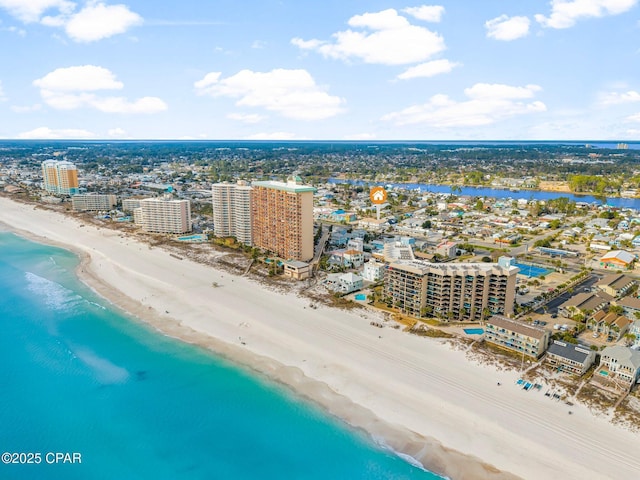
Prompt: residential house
<box><xmin>357</xmin><ymin>217</ymin><xmax>388</xmax><ymax>231</ymax></box>
<box><xmin>594</xmin><ymin>346</ymin><xmax>640</xmax><ymax>391</ymax></box>
<box><xmin>545</xmin><ymin>340</ymin><xmax>596</xmax><ymax>376</ymax></box>
<box><xmin>630</xmin><ymin>320</ymin><xmax>640</xmax><ymax>346</ymax></box>
<box><xmin>559</xmin><ymin>292</ymin><xmax>613</xmax><ymax>319</ymax></box>
<box><xmin>361</xmin><ymin>260</ymin><xmax>385</xmax><ymax>282</ymax></box>
<box><xmin>343</xmin><ymin>249</ymin><xmax>365</xmax><ymax>268</ymax></box>
<box><xmin>597</xmin><ymin>273</ymin><xmax>636</xmax><ymax>298</ymax></box>
<box><xmin>485</xmin><ymin>315</ymin><xmax>550</xmax><ymax>359</ymax></box>
<box><xmin>587</xmin><ymin>311</ymin><xmax>632</xmax><ymax>342</ymax></box>
<box><xmin>324</xmin><ymin>272</ymin><xmax>363</xmax><ymax>294</ymax></box>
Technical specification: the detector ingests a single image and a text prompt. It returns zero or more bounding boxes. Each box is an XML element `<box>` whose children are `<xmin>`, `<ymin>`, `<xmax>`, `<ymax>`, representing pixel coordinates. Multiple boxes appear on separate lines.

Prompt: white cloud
<box><xmin>485</xmin><ymin>15</ymin><xmax>531</xmax><ymax>40</ymax></box>
<box><xmin>0</xmin><ymin>0</ymin><xmax>74</xmax><ymax>23</ymax></box>
<box><xmin>397</xmin><ymin>59</ymin><xmax>460</xmax><ymax>80</ymax></box>
<box><xmin>227</xmin><ymin>112</ymin><xmax>266</xmax><ymax>123</ymax></box>
<box><xmin>599</xmin><ymin>90</ymin><xmax>640</xmax><ymax>105</ymax></box>
<box><xmin>34</xmin><ymin>65</ymin><xmax>167</xmax><ymax>114</ymax></box>
<box><xmin>0</xmin><ymin>0</ymin><xmax>141</xmax><ymax>42</ymax></box>
<box><xmin>402</xmin><ymin>5</ymin><xmax>445</xmax><ymax>22</ymax></box>
<box><xmin>251</xmin><ymin>40</ymin><xmax>266</xmax><ymax>49</ymax></box>
<box><xmin>535</xmin><ymin>0</ymin><xmax>638</xmax><ymax>29</ymax></box>
<box><xmin>63</xmin><ymin>2</ymin><xmax>142</xmax><ymax>42</ymax></box>
<box><xmin>11</xmin><ymin>104</ymin><xmax>42</xmax><ymax>113</ymax></box>
<box><xmin>34</xmin><ymin>65</ymin><xmax>124</xmax><ymax>91</ymax></box>
<box><xmin>194</xmin><ymin>68</ymin><xmax>344</xmax><ymax>120</ymax></box>
<box><xmin>18</xmin><ymin>126</ymin><xmax>95</xmax><ymax>139</ymax></box>
<box><xmin>291</xmin><ymin>8</ymin><xmax>445</xmax><ymax>65</ymax></box>
<box><xmin>382</xmin><ymin>83</ymin><xmax>546</xmax><ymax>127</ymax></box>
<box><xmin>626</xmin><ymin>112</ymin><xmax>640</xmax><ymax>122</ymax></box>
<box><xmin>244</xmin><ymin>132</ymin><xmax>299</xmax><ymax>140</ymax></box>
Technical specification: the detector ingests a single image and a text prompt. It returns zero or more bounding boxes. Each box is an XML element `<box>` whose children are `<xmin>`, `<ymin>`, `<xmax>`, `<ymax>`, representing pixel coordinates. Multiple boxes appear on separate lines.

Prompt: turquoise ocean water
<box><xmin>0</xmin><ymin>232</ymin><xmax>443</xmax><ymax>480</ymax></box>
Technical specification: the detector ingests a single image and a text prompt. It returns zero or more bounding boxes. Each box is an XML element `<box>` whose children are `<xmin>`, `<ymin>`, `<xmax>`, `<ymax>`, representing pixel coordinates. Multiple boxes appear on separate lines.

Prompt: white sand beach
<box><xmin>1</xmin><ymin>196</ymin><xmax>639</xmax><ymax>480</ymax></box>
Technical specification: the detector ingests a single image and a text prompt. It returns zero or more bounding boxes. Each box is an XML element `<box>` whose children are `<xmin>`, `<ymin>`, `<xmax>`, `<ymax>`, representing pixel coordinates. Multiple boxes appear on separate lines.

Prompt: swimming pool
<box><xmin>463</xmin><ymin>328</ymin><xmax>484</xmax><ymax>335</ymax></box>
<box><xmin>177</xmin><ymin>234</ymin><xmax>207</xmax><ymax>242</ymax></box>
<box><xmin>355</xmin><ymin>294</ymin><xmax>367</xmax><ymax>301</ymax></box>
<box><xmin>512</xmin><ymin>262</ymin><xmax>554</xmax><ymax>278</ymax></box>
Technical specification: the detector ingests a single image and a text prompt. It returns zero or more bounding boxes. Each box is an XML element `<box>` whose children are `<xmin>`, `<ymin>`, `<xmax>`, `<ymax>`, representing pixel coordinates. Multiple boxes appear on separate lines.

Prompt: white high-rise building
<box><xmin>134</xmin><ymin>197</ymin><xmax>191</xmax><ymax>234</ymax></box>
<box><xmin>211</xmin><ymin>181</ymin><xmax>253</xmax><ymax>245</ymax></box>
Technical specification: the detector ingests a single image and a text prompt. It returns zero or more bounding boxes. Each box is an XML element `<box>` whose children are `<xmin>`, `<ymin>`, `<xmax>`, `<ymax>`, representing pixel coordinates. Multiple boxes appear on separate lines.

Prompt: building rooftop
<box><xmin>283</xmin><ymin>260</ymin><xmax>310</xmax><ymax>268</ymax></box>
<box><xmin>388</xmin><ymin>260</ymin><xmax>519</xmax><ymax>276</ymax></box>
<box><xmin>600</xmin><ymin>250</ymin><xmax>635</xmax><ymax>264</ymax></box>
<box><xmin>598</xmin><ymin>273</ymin><xmax>635</xmax><ymax>291</ymax></box>
<box><xmin>600</xmin><ymin>345</ymin><xmax>640</xmax><ymax>370</ymax></box>
<box><xmin>561</xmin><ymin>292</ymin><xmax>613</xmax><ymax>311</ymax></box>
<box><xmin>547</xmin><ymin>340</ymin><xmax>593</xmax><ymax>364</ymax></box>
<box><xmin>251</xmin><ymin>180</ymin><xmax>315</xmax><ymax>193</ymax></box>
<box><xmin>487</xmin><ymin>315</ymin><xmax>548</xmax><ymax>341</ymax></box>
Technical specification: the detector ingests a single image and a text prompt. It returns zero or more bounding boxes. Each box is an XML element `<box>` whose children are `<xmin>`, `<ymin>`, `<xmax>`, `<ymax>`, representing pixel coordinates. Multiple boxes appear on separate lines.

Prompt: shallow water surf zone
<box><xmin>0</xmin><ymin>232</ymin><xmax>442</xmax><ymax>480</ymax></box>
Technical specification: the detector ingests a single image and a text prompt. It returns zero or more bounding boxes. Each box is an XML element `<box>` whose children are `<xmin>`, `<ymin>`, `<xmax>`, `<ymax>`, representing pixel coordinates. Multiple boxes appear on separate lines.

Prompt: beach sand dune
<box><xmin>1</xmin><ymin>196</ymin><xmax>638</xmax><ymax>480</ymax></box>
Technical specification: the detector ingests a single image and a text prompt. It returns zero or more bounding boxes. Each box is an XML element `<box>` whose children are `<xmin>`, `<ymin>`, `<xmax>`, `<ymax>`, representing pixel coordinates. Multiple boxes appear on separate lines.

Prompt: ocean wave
<box><xmin>372</xmin><ymin>435</ymin><xmax>433</xmax><ymax>474</ymax></box>
<box><xmin>24</xmin><ymin>271</ymin><xmax>83</xmax><ymax>312</ymax></box>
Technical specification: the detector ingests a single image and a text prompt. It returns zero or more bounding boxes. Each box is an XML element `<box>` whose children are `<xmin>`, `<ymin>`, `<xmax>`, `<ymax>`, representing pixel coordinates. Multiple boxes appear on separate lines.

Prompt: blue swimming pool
<box><xmin>512</xmin><ymin>262</ymin><xmax>554</xmax><ymax>278</ymax></box>
<box><xmin>177</xmin><ymin>234</ymin><xmax>207</xmax><ymax>242</ymax></box>
<box><xmin>463</xmin><ymin>328</ymin><xmax>484</xmax><ymax>335</ymax></box>
<box><xmin>355</xmin><ymin>294</ymin><xmax>367</xmax><ymax>301</ymax></box>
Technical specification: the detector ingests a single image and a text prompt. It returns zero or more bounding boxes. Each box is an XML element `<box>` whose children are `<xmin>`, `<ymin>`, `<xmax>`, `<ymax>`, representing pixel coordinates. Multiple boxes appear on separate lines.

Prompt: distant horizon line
<box><xmin>0</xmin><ymin>139</ymin><xmax>638</xmax><ymax>144</ymax></box>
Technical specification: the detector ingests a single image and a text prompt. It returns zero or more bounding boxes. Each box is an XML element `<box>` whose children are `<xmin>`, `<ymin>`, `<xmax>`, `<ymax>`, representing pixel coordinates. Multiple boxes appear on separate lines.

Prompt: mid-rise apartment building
<box><xmin>42</xmin><ymin>160</ymin><xmax>79</xmax><ymax>195</ymax></box>
<box><xmin>251</xmin><ymin>177</ymin><xmax>315</xmax><ymax>261</ymax></box>
<box><xmin>211</xmin><ymin>181</ymin><xmax>253</xmax><ymax>245</ymax></box>
<box><xmin>134</xmin><ymin>197</ymin><xmax>191</xmax><ymax>234</ymax></box>
<box><xmin>71</xmin><ymin>194</ymin><xmax>117</xmax><ymax>212</ymax></box>
<box><xmin>383</xmin><ymin>258</ymin><xmax>519</xmax><ymax>321</ymax></box>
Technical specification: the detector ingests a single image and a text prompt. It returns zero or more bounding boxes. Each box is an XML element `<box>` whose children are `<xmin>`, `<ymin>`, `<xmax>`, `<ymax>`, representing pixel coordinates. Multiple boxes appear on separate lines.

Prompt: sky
<box><xmin>1</xmin><ymin>0</ymin><xmax>640</xmax><ymax>141</ymax></box>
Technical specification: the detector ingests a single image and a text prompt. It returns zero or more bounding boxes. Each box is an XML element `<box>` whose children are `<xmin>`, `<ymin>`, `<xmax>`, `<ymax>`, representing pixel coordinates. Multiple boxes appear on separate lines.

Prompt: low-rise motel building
<box><xmin>485</xmin><ymin>315</ymin><xmax>551</xmax><ymax>359</ymax></box>
<box><xmin>545</xmin><ymin>340</ymin><xmax>596</xmax><ymax>376</ymax></box>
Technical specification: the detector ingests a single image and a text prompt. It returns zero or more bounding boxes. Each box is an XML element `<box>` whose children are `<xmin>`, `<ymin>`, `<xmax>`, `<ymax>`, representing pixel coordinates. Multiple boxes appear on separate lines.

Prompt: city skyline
<box><xmin>1</xmin><ymin>1</ymin><xmax>640</xmax><ymax>141</ymax></box>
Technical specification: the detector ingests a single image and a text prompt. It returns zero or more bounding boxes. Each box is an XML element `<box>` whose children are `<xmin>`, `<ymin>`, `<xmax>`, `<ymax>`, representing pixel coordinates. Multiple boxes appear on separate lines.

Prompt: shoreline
<box><xmin>2</xmin><ymin>196</ymin><xmax>640</xmax><ymax>480</ymax></box>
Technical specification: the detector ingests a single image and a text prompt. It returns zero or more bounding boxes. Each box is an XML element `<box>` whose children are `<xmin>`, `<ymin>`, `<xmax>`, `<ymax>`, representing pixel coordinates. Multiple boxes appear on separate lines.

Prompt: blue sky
<box><xmin>1</xmin><ymin>0</ymin><xmax>640</xmax><ymax>140</ymax></box>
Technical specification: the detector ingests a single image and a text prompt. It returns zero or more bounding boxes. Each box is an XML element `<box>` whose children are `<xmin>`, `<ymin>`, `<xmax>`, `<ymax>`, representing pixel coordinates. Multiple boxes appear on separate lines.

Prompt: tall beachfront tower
<box><xmin>42</xmin><ymin>160</ymin><xmax>79</xmax><ymax>195</ymax></box>
<box><xmin>251</xmin><ymin>176</ymin><xmax>315</xmax><ymax>261</ymax></box>
<box><xmin>134</xmin><ymin>197</ymin><xmax>192</xmax><ymax>234</ymax></box>
<box><xmin>211</xmin><ymin>181</ymin><xmax>253</xmax><ymax>245</ymax></box>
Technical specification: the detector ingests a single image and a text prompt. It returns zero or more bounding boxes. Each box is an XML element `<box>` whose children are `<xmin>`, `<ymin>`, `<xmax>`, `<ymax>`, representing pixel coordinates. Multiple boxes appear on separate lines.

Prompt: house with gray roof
<box><xmin>594</xmin><ymin>346</ymin><xmax>640</xmax><ymax>391</ymax></box>
<box><xmin>545</xmin><ymin>340</ymin><xmax>596</xmax><ymax>376</ymax></box>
